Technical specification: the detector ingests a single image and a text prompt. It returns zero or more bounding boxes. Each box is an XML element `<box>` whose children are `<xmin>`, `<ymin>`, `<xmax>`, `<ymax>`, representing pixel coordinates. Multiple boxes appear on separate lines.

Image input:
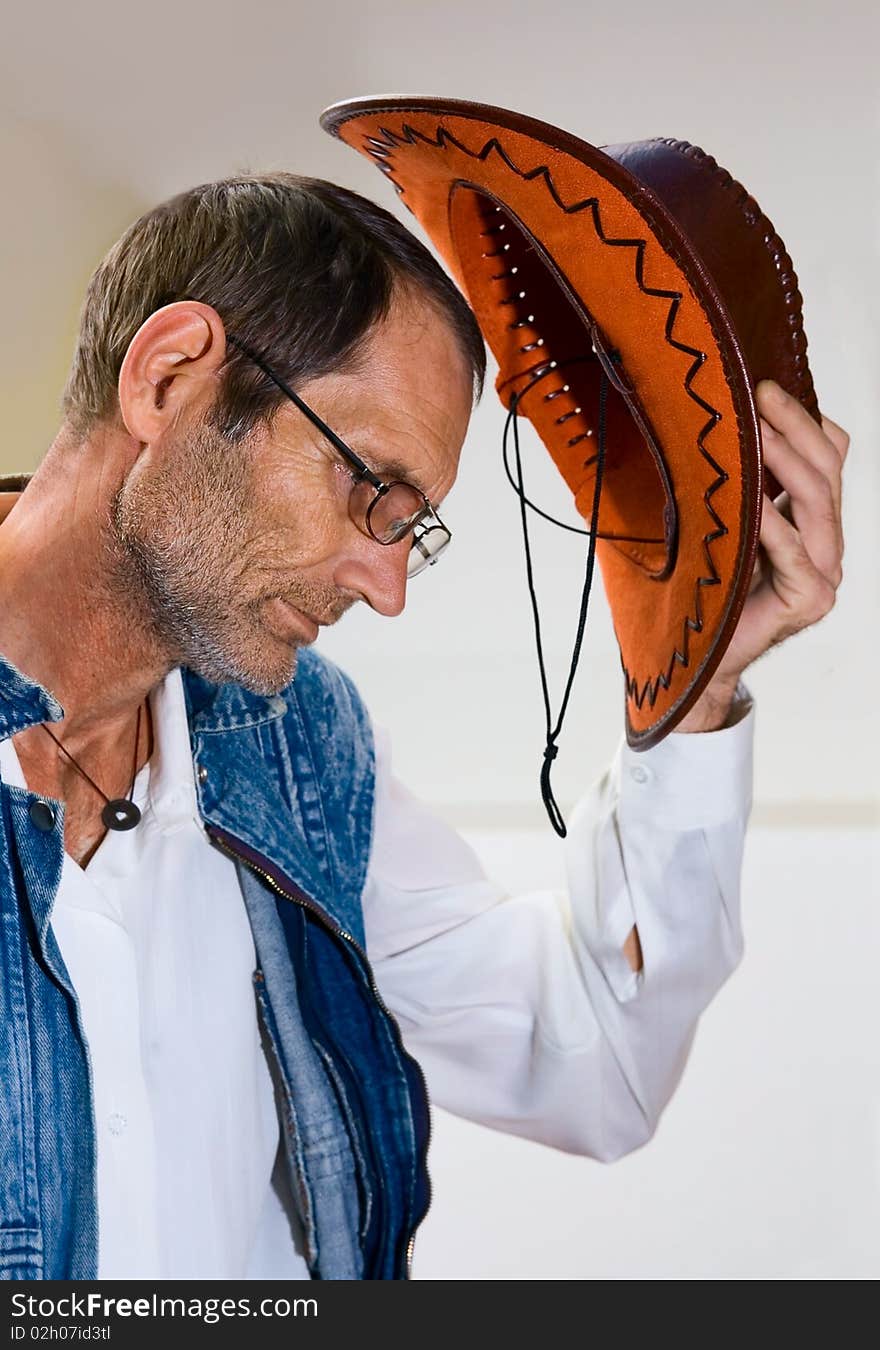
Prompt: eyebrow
<box><xmin>380</xmin><ymin>457</ymin><xmax>425</xmax><ymax>489</ymax></box>
<box><xmin>357</xmin><ymin>450</ymin><xmax>433</xmax><ymax>500</ymax></box>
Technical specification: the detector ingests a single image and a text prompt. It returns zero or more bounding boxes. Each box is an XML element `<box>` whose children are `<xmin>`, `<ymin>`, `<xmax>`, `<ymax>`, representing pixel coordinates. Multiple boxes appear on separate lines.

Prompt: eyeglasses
<box><xmin>226</xmin><ymin>334</ymin><xmax>452</xmax><ymax>577</ymax></box>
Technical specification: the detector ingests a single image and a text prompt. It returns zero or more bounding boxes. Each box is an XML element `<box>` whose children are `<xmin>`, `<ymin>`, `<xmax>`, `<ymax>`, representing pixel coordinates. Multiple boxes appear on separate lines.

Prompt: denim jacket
<box><xmin>0</xmin><ymin>645</ymin><xmax>430</xmax><ymax>1281</ymax></box>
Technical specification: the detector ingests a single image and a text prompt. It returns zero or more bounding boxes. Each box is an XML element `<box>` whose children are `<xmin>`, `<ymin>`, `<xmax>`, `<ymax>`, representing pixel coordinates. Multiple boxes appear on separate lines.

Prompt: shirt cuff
<box><xmin>617</xmin><ymin>680</ymin><xmax>754</xmax><ymax>831</ymax></box>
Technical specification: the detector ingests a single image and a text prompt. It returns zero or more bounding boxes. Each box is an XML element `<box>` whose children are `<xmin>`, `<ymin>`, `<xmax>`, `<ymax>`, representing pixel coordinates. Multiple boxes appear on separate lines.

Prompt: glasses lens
<box><xmin>407</xmin><ymin>524</ymin><xmax>451</xmax><ymax>577</ymax></box>
<box><xmin>365</xmin><ymin>482</ymin><xmax>430</xmax><ymax>544</ymax></box>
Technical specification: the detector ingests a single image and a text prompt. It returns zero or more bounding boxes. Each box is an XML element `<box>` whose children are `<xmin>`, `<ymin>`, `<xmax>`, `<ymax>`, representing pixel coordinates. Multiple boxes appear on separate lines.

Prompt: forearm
<box><xmin>568</xmin><ymin>684</ymin><xmax>754</xmax><ymax>1129</ymax></box>
<box><xmin>619</xmin><ymin>679</ymin><xmax>753</xmax><ymax>974</ymax></box>
<box><xmin>675</xmin><ymin>673</ymin><xmax>742</xmax><ymax>735</ymax></box>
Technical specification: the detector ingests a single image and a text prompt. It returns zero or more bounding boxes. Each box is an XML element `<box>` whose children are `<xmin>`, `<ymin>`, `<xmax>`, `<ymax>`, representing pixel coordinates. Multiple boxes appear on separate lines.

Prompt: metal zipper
<box><xmin>208</xmin><ymin>826</ymin><xmax>433</xmax><ymax>1279</ymax></box>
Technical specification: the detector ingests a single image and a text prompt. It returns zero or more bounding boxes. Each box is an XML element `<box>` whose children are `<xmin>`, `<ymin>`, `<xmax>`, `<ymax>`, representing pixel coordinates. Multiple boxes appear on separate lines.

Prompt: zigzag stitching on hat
<box><xmin>623</xmin><ymin>251</ymin><xmax>729</xmax><ymax>710</ymax></box>
<box><xmin>362</xmin><ymin>121</ymin><xmax>732</xmax><ymax>712</ymax></box>
<box><xmin>623</xmin><ymin>420</ymin><xmax>729</xmax><ymax>711</ymax></box>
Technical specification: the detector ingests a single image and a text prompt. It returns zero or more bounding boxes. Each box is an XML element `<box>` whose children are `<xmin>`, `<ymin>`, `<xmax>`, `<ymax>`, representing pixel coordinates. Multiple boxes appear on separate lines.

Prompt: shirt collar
<box><xmin>146</xmin><ymin>664</ymin><xmax>202</xmax><ymax>832</ymax></box>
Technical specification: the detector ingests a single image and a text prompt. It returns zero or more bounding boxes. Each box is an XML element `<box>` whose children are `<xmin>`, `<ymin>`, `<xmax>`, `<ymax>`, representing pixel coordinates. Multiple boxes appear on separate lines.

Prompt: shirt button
<box><xmin>28</xmin><ymin>800</ymin><xmax>56</xmax><ymax>831</ymax></box>
<box><xmin>197</xmin><ymin>765</ymin><xmax>208</xmax><ymax>784</ymax></box>
<box><xmin>108</xmin><ymin>1112</ymin><xmax>127</xmax><ymax>1136</ymax></box>
<box><xmin>630</xmin><ymin>765</ymin><xmax>651</xmax><ymax>785</ymax></box>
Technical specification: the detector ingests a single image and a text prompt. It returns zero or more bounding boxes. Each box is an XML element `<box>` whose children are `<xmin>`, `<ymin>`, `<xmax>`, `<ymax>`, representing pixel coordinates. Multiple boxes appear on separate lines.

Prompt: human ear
<box><xmin>117</xmin><ymin>301</ymin><xmax>227</xmax><ymax>442</ymax></box>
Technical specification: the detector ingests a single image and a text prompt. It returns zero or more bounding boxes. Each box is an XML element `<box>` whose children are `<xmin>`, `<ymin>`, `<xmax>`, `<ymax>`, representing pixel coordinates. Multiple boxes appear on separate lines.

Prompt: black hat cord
<box><xmin>38</xmin><ymin>703</ymin><xmax>145</xmax><ymax>832</ymax></box>
<box><xmin>503</xmin><ymin>361</ymin><xmax>611</xmax><ymax>838</ymax></box>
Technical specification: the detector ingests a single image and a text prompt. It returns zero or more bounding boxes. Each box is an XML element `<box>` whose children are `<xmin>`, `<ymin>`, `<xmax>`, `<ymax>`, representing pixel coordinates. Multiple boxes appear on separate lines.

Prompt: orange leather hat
<box><xmin>321</xmin><ymin>96</ymin><xmax>820</xmax><ymax>750</ymax></box>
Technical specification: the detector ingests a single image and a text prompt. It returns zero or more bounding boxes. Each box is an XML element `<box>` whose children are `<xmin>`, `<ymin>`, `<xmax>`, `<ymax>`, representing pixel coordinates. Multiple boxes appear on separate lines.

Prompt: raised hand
<box><xmin>677</xmin><ymin>379</ymin><xmax>849</xmax><ymax>732</ymax></box>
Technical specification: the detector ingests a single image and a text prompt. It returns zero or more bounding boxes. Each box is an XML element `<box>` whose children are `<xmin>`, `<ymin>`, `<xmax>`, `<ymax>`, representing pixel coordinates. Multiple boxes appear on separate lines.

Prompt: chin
<box><xmin>236</xmin><ymin>642</ymin><xmax>301</xmax><ymax>697</ymax></box>
<box><xmin>181</xmin><ymin>614</ymin><xmax>301</xmax><ymax>697</ymax></box>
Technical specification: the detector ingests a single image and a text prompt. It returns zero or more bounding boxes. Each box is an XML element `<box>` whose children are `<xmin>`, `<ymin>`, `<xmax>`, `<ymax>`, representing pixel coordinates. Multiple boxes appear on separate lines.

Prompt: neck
<box><xmin>0</xmin><ymin>426</ymin><xmax>175</xmax><ymax>745</ymax></box>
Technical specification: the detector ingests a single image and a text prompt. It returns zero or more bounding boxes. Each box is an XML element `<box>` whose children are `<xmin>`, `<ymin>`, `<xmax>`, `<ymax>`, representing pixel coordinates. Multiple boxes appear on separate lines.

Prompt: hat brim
<box><xmin>322</xmin><ymin>96</ymin><xmax>765</xmax><ymax>747</ymax></box>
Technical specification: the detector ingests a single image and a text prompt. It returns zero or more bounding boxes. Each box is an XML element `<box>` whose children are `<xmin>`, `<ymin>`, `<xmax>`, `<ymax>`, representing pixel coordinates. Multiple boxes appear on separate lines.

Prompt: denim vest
<box><xmin>0</xmin><ymin>646</ymin><xmax>430</xmax><ymax>1281</ymax></box>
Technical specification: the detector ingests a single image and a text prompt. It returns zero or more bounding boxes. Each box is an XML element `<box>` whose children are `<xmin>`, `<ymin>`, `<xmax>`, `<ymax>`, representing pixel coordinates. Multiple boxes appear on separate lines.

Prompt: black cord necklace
<box><xmin>39</xmin><ymin>702</ymin><xmax>146</xmax><ymax>831</ymax></box>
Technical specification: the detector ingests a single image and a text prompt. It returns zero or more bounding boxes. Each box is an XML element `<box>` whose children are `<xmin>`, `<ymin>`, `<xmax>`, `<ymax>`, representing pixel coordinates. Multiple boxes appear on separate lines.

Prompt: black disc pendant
<box><xmin>102</xmin><ymin>798</ymin><xmax>142</xmax><ymax>831</ymax></box>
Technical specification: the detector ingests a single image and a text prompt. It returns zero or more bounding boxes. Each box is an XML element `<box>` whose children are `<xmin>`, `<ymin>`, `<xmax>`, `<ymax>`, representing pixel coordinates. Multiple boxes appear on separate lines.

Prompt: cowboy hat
<box><xmin>320</xmin><ymin>96</ymin><xmax>820</xmax><ymax>755</ymax></box>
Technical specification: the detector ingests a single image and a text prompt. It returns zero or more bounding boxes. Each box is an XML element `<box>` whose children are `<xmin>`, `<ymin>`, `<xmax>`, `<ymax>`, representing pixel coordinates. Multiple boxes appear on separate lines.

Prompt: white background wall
<box><xmin>2</xmin><ymin>0</ymin><xmax>877</xmax><ymax>1279</ymax></box>
<box><xmin>414</xmin><ymin>824</ymin><xmax>880</xmax><ymax>1280</ymax></box>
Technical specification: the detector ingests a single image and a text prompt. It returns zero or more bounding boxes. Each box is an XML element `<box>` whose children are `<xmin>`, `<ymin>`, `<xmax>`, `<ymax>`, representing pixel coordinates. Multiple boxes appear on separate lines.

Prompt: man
<box><xmin>0</xmin><ymin>173</ymin><xmax>847</xmax><ymax>1280</ymax></box>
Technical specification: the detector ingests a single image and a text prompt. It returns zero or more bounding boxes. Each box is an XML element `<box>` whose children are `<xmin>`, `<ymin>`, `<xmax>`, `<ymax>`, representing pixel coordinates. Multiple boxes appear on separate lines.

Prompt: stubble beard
<box><xmin>105</xmin><ymin>419</ymin><xmax>309</xmax><ymax>697</ymax></box>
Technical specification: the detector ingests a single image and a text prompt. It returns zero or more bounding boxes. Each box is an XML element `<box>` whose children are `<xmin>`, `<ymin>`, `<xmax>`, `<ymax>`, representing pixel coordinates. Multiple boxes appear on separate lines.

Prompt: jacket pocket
<box><xmin>0</xmin><ymin>1227</ymin><xmax>43</xmax><ymax>1279</ymax></box>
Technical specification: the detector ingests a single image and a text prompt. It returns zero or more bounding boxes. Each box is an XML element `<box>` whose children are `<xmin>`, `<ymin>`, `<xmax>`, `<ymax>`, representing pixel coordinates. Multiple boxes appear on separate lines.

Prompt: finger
<box><xmin>756</xmin><ymin>381</ymin><xmax>843</xmax><ymax>495</ymax></box>
<box><xmin>761</xmin><ymin>413</ymin><xmax>843</xmax><ymax>542</ymax></box>
<box><xmin>763</xmin><ymin>429</ymin><xmax>846</xmax><ymax>564</ymax></box>
<box><xmin>757</xmin><ymin>492</ymin><xmax>837</xmax><ymax>626</ymax></box>
<box><xmin>759</xmin><ymin>423</ymin><xmax>843</xmax><ymax>586</ymax></box>
<box><xmin>820</xmin><ymin>412</ymin><xmax>851</xmax><ymax>463</ymax></box>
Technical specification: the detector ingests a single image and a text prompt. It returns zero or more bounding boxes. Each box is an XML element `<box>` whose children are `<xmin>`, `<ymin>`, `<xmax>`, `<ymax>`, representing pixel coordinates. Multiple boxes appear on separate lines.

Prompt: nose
<box><xmin>334</xmin><ymin>533</ymin><xmax>411</xmax><ymax>617</ymax></box>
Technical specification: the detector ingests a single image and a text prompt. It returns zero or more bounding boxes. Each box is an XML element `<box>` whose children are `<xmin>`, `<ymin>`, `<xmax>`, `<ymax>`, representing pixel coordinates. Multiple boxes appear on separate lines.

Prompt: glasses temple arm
<box><xmin>225</xmin><ymin>333</ymin><xmax>383</xmax><ymax>489</ymax></box>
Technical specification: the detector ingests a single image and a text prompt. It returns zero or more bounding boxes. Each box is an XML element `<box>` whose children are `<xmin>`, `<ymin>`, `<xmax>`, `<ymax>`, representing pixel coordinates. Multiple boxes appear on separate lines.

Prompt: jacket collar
<box><xmin>180</xmin><ymin>668</ymin><xmax>288</xmax><ymax>734</ymax></box>
<box><xmin>0</xmin><ymin>652</ymin><xmax>65</xmax><ymax>738</ymax></box>
<box><xmin>0</xmin><ymin>650</ymin><xmax>287</xmax><ymax>741</ymax></box>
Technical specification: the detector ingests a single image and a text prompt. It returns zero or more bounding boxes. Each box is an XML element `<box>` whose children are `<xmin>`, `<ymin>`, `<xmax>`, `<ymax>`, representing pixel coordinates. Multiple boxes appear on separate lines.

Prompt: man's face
<box><xmin>110</xmin><ymin>287</ymin><xmax>474</xmax><ymax>695</ymax></box>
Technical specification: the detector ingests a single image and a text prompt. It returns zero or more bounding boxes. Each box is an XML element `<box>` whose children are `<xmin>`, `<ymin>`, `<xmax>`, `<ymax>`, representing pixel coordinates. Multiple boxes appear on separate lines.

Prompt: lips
<box><xmin>265</xmin><ymin>596</ymin><xmax>320</xmax><ymax>643</ymax></box>
<box><xmin>282</xmin><ymin>600</ymin><xmax>320</xmax><ymax>640</ymax></box>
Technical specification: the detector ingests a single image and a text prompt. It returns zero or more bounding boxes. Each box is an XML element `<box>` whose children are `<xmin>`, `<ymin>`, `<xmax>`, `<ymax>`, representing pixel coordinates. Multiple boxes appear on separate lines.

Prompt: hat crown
<box><xmin>600</xmin><ymin>137</ymin><xmax>818</xmax><ymax>422</ymax></box>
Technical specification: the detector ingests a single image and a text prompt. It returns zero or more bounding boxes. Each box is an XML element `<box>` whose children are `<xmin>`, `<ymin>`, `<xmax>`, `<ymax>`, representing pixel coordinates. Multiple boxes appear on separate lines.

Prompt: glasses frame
<box><xmin>225</xmin><ymin>334</ymin><xmax>452</xmax><ymax>575</ymax></box>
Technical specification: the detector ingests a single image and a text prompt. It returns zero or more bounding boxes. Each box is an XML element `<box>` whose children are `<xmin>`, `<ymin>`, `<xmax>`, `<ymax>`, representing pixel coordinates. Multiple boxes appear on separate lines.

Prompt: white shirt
<box><xmin>0</xmin><ymin>665</ymin><xmax>754</xmax><ymax>1278</ymax></box>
